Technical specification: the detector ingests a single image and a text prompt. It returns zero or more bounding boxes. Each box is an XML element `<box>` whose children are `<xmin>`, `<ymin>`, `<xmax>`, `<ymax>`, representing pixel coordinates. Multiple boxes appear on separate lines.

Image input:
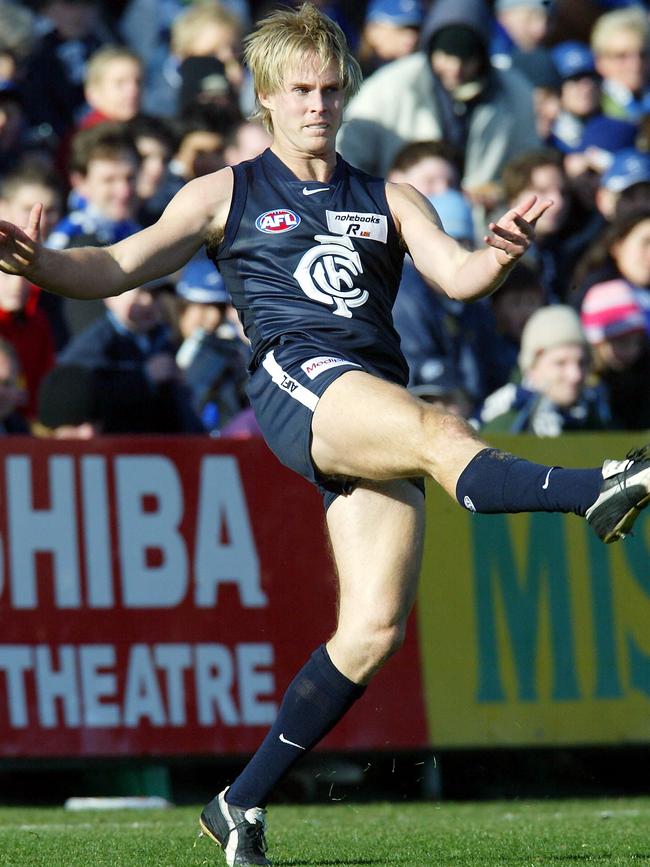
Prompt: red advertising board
<box><xmin>0</xmin><ymin>437</ymin><xmax>427</xmax><ymax>758</ymax></box>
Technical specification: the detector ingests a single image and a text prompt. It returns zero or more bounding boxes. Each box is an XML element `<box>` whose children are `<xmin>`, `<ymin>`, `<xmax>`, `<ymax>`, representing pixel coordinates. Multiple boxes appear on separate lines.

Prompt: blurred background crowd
<box><xmin>0</xmin><ymin>0</ymin><xmax>649</xmax><ymax>440</ymax></box>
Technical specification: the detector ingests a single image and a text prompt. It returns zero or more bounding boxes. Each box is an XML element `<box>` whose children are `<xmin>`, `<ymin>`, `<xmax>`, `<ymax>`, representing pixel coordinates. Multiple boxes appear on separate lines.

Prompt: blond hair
<box><xmin>591</xmin><ymin>5</ymin><xmax>650</xmax><ymax>56</ymax></box>
<box><xmin>85</xmin><ymin>45</ymin><xmax>142</xmax><ymax>88</ymax></box>
<box><xmin>243</xmin><ymin>2</ymin><xmax>361</xmax><ymax>132</ymax></box>
<box><xmin>171</xmin><ymin>2</ymin><xmax>241</xmax><ymax>59</ymax></box>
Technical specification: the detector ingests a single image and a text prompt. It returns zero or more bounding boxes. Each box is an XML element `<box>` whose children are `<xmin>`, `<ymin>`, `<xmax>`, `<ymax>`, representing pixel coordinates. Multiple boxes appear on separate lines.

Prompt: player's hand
<box><xmin>0</xmin><ymin>204</ymin><xmax>43</xmax><ymax>276</ymax></box>
<box><xmin>484</xmin><ymin>196</ymin><xmax>552</xmax><ymax>267</ymax></box>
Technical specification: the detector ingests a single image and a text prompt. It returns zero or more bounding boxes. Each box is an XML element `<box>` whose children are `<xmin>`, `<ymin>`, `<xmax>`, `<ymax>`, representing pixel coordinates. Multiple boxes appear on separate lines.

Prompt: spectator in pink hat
<box><xmin>581</xmin><ymin>278</ymin><xmax>650</xmax><ymax>428</ymax></box>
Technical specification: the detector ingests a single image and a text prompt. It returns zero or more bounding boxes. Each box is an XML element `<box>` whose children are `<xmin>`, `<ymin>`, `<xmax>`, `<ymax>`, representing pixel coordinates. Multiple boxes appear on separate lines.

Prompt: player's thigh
<box><xmin>311</xmin><ymin>369</ymin><xmax>482</xmax><ymax>483</ymax></box>
<box><xmin>325</xmin><ymin>479</ymin><xmax>425</xmax><ymax>681</ymax></box>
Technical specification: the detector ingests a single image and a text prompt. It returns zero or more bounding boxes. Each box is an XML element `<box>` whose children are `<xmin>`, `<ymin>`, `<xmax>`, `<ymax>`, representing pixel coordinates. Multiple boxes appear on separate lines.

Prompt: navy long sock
<box><xmin>226</xmin><ymin>645</ymin><xmax>365</xmax><ymax>808</ymax></box>
<box><xmin>456</xmin><ymin>448</ymin><xmax>602</xmax><ymax>516</ymax></box>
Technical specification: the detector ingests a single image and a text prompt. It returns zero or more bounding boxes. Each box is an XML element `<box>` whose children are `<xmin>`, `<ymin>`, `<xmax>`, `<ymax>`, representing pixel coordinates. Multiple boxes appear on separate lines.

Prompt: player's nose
<box><xmin>309</xmin><ymin>89</ymin><xmax>327</xmax><ymax>113</ymax></box>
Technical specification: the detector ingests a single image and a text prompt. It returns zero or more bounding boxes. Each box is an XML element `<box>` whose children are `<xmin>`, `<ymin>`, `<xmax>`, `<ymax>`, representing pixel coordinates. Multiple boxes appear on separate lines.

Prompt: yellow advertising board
<box><xmin>417</xmin><ymin>434</ymin><xmax>650</xmax><ymax>747</ymax></box>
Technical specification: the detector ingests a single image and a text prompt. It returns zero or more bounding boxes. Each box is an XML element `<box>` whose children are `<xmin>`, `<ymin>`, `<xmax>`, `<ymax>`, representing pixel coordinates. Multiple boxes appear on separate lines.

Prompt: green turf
<box><xmin>0</xmin><ymin>798</ymin><xmax>649</xmax><ymax>866</ymax></box>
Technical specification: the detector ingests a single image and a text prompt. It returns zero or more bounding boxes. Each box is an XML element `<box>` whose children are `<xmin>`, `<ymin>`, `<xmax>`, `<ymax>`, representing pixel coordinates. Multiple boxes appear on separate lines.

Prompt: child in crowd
<box><xmin>47</xmin><ymin>122</ymin><xmax>141</xmax><ymax>336</ymax></box>
<box><xmin>572</xmin><ymin>208</ymin><xmax>650</xmax><ymax>322</ymax></box>
<box><xmin>581</xmin><ymin>279</ymin><xmax>650</xmax><ymax>429</ymax></box>
<box><xmin>79</xmin><ymin>44</ymin><xmax>143</xmax><ymax>131</ymax></box>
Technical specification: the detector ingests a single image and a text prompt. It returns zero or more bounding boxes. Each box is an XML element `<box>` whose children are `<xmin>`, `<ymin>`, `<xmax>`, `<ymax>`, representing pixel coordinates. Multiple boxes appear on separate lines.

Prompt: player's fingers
<box><xmin>15</xmin><ymin>234</ymin><xmax>36</xmax><ymax>254</ymax></box>
<box><xmin>26</xmin><ymin>203</ymin><xmax>43</xmax><ymax>241</ymax></box>
<box><xmin>512</xmin><ymin>214</ymin><xmax>534</xmax><ymax>235</ymax></box>
<box><xmin>483</xmin><ymin>233</ymin><xmax>518</xmax><ymax>255</ymax></box>
<box><xmin>511</xmin><ymin>194</ymin><xmax>538</xmax><ymax>217</ymax></box>
<box><xmin>488</xmin><ymin>223</ymin><xmax>526</xmax><ymax>245</ymax></box>
<box><xmin>494</xmin><ymin>195</ymin><xmax>539</xmax><ymax>232</ymax></box>
<box><xmin>0</xmin><ymin>257</ymin><xmax>20</xmax><ymax>274</ymax></box>
<box><xmin>524</xmin><ymin>198</ymin><xmax>554</xmax><ymax>225</ymax></box>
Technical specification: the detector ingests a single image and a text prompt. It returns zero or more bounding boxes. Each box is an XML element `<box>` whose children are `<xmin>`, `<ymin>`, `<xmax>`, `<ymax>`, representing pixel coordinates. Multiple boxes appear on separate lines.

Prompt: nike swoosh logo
<box><xmin>542</xmin><ymin>467</ymin><xmax>554</xmax><ymax>490</ymax></box>
<box><xmin>279</xmin><ymin>732</ymin><xmax>306</xmax><ymax>750</ymax></box>
<box><xmin>302</xmin><ymin>186</ymin><xmax>330</xmax><ymax>196</ymax></box>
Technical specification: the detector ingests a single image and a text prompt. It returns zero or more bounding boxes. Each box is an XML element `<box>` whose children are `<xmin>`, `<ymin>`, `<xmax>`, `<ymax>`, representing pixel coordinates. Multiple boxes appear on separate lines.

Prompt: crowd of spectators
<box><xmin>0</xmin><ymin>0</ymin><xmax>648</xmax><ymax>440</ymax></box>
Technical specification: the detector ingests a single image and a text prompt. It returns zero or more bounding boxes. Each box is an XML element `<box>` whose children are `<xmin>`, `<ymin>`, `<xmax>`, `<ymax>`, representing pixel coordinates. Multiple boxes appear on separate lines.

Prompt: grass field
<box><xmin>1</xmin><ymin>798</ymin><xmax>649</xmax><ymax>866</ymax></box>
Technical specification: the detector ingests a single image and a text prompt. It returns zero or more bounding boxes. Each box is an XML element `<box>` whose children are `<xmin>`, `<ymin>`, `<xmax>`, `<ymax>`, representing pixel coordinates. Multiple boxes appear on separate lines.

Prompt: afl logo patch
<box><xmin>255</xmin><ymin>209</ymin><xmax>301</xmax><ymax>234</ymax></box>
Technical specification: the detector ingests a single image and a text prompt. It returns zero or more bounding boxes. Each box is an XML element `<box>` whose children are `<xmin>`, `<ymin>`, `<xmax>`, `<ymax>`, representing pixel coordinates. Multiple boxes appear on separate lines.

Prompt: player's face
<box><xmin>261</xmin><ymin>56</ymin><xmax>344</xmax><ymax>156</ymax></box>
<box><xmin>527</xmin><ymin>343</ymin><xmax>589</xmax><ymax>409</ymax></box>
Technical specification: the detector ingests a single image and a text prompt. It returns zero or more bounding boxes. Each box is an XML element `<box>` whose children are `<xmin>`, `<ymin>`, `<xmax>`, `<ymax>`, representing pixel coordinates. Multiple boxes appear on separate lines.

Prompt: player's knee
<box><xmin>366</xmin><ymin>621</ymin><xmax>406</xmax><ymax>668</ymax></box>
<box><xmin>421</xmin><ymin>404</ymin><xmax>478</xmax><ymax>470</ymax></box>
<box><xmin>333</xmin><ymin>618</ymin><xmax>407</xmax><ymax>681</ymax></box>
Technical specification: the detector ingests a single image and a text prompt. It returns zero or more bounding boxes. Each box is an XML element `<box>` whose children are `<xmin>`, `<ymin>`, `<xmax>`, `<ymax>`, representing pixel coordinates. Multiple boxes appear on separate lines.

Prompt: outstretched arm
<box><xmin>385</xmin><ymin>182</ymin><xmax>552</xmax><ymax>302</ymax></box>
<box><xmin>0</xmin><ymin>169</ymin><xmax>234</xmax><ymax>299</ymax></box>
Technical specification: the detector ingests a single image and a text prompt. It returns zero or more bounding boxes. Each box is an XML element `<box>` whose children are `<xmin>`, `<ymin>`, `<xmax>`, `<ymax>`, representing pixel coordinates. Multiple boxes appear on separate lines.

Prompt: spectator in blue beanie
<box><xmin>357</xmin><ymin>0</ymin><xmax>424</xmax><ymax>78</ymax></box>
<box><xmin>551</xmin><ymin>41</ymin><xmax>601</xmax><ymax>152</ymax></box>
<box><xmin>596</xmin><ymin>147</ymin><xmax>650</xmax><ymax>219</ymax></box>
<box><xmin>174</xmin><ymin>254</ymin><xmax>249</xmax><ymax>435</ymax></box>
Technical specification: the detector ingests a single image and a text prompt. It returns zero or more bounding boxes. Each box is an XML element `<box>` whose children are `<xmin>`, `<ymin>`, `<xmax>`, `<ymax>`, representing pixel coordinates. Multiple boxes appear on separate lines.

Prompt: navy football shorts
<box><xmin>247</xmin><ymin>339</ymin><xmax>425</xmax><ymax>510</ymax></box>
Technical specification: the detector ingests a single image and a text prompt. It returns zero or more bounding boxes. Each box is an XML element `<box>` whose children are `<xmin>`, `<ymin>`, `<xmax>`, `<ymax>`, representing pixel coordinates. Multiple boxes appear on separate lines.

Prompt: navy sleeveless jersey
<box><xmin>209</xmin><ymin>148</ymin><xmax>408</xmax><ymax>384</ymax></box>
